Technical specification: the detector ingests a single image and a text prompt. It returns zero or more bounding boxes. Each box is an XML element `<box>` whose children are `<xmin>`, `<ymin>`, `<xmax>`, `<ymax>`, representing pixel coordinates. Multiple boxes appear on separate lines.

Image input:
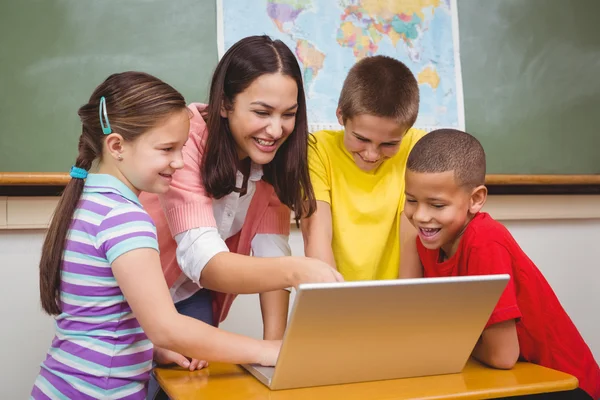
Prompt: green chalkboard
<box><xmin>458</xmin><ymin>0</ymin><xmax>600</xmax><ymax>174</ymax></box>
<box><xmin>0</xmin><ymin>0</ymin><xmax>217</xmax><ymax>173</ymax></box>
<box><xmin>1</xmin><ymin>0</ymin><xmax>598</xmax><ymax>176</ymax></box>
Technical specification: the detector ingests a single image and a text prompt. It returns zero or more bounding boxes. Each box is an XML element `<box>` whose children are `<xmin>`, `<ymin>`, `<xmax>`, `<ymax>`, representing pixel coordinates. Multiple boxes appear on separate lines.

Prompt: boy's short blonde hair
<box><xmin>337</xmin><ymin>55</ymin><xmax>420</xmax><ymax>128</ymax></box>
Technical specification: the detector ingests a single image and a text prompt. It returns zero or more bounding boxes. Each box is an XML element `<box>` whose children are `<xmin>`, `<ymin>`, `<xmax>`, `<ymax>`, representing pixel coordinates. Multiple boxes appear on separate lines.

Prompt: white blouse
<box><xmin>170</xmin><ymin>163</ymin><xmax>291</xmax><ymax>303</ymax></box>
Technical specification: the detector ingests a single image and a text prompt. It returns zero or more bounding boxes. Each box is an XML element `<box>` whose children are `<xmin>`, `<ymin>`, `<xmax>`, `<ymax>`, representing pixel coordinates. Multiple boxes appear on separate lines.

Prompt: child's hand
<box><xmin>153</xmin><ymin>346</ymin><xmax>208</xmax><ymax>371</ymax></box>
<box><xmin>258</xmin><ymin>340</ymin><xmax>282</xmax><ymax>367</ymax></box>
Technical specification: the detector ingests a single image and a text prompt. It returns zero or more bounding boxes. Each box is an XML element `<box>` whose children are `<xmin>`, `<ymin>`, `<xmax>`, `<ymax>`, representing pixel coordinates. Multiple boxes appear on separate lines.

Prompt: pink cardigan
<box><xmin>140</xmin><ymin>103</ymin><xmax>291</xmax><ymax>325</ymax></box>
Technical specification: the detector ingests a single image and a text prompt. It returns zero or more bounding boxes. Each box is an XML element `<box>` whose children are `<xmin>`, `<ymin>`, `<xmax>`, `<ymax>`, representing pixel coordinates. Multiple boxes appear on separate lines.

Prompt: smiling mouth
<box><xmin>254</xmin><ymin>137</ymin><xmax>276</xmax><ymax>146</ymax></box>
<box><xmin>159</xmin><ymin>173</ymin><xmax>172</xmax><ymax>178</ymax></box>
<box><xmin>357</xmin><ymin>154</ymin><xmax>381</xmax><ymax>164</ymax></box>
<box><xmin>419</xmin><ymin>227</ymin><xmax>441</xmax><ymax>238</ymax></box>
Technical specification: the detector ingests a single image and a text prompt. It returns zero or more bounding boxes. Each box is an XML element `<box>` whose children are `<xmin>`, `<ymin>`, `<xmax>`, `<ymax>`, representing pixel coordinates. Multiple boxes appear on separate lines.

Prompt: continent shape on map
<box><xmin>336</xmin><ymin>0</ymin><xmax>440</xmax><ymax>62</ymax></box>
<box><xmin>295</xmin><ymin>39</ymin><xmax>325</xmax><ymax>86</ymax></box>
<box><xmin>266</xmin><ymin>0</ymin><xmax>310</xmax><ymax>34</ymax></box>
<box><xmin>418</xmin><ymin>66</ymin><xmax>441</xmax><ymax>89</ymax></box>
<box><xmin>266</xmin><ymin>0</ymin><xmax>325</xmax><ymax>90</ymax></box>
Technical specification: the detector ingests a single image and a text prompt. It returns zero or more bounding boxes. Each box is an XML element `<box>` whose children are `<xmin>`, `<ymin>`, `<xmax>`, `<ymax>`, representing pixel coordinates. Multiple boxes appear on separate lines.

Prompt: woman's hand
<box><xmin>258</xmin><ymin>340</ymin><xmax>282</xmax><ymax>366</ymax></box>
<box><xmin>289</xmin><ymin>257</ymin><xmax>344</xmax><ymax>287</ymax></box>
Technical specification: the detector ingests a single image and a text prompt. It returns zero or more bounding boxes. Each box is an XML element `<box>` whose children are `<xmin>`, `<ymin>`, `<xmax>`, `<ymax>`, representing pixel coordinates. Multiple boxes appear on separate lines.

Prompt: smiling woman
<box><xmin>200</xmin><ymin>36</ymin><xmax>312</xmax><ymax>210</ymax></box>
<box><xmin>221</xmin><ymin>74</ymin><xmax>298</xmax><ymax>162</ymax></box>
<box><xmin>138</xmin><ymin>35</ymin><xmax>344</xmax><ymax>400</ymax></box>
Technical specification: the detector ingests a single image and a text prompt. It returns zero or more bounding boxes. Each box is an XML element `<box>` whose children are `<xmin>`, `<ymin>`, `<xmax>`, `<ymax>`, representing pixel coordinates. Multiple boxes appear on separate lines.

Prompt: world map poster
<box><xmin>218</xmin><ymin>0</ymin><xmax>465</xmax><ymax>131</ymax></box>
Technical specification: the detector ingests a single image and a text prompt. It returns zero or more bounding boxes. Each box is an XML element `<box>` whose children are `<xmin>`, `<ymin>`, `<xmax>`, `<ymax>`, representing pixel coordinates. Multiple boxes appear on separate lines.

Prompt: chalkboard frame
<box><xmin>1</xmin><ymin>173</ymin><xmax>599</xmax><ymax>196</ymax></box>
<box><xmin>2</xmin><ymin>172</ymin><xmax>600</xmax><ymax>186</ymax></box>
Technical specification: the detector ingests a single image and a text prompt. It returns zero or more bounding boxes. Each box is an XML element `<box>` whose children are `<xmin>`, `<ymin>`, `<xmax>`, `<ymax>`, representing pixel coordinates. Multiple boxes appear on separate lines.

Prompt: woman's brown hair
<box><xmin>201</xmin><ymin>35</ymin><xmax>316</xmax><ymax>224</ymax></box>
<box><xmin>39</xmin><ymin>71</ymin><xmax>186</xmax><ymax>315</ymax></box>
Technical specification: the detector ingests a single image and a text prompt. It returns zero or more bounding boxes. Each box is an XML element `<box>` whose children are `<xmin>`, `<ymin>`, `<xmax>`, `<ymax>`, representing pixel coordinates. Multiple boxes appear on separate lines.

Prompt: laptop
<box><xmin>241</xmin><ymin>274</ymin><xmax>509</xmax><ymax>390</ymax></box>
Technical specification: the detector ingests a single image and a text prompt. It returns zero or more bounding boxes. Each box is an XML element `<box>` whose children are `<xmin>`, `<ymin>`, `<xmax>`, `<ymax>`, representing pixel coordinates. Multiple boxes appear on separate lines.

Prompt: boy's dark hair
<box><xmin>407</xmin><ymin>129</ymin><xmax>486</xmax><ymax>188</ymax></box>
<box><xmin>337</xmin><ymin>55</ymin><xmax>419</xmax><ymax>128</ymax></box>
<box><xmin>202</xmin><ymin>35</ymin><xmax>316</xmax><ymax>224</ymax></box>
<box><xmin>40</xmin><ymin>72</ymin><xmax>187</xmax><ymax>315</ymax></box>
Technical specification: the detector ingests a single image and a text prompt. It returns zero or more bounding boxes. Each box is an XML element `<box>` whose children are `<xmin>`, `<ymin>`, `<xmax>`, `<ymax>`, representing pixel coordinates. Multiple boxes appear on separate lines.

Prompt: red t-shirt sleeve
<box><xmin>468</xmin><ymin>244</ymin><xmax>522</xmax><ymax>328</ymax></box>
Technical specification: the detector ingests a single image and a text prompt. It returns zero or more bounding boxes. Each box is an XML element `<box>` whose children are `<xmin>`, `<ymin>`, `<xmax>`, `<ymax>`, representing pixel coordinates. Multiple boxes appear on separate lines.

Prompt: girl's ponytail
<box><xmin>39</xmin><ymin>135</ymin><xmax>97</xmax><ymax>315</ymax></box>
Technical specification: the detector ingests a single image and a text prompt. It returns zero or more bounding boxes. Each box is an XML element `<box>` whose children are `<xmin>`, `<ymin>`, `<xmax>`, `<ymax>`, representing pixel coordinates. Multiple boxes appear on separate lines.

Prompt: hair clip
<box><xmin>99</xmin><ymin>96</ymin><xmax>112</xmax><ymax>135</ymax></box>
<box><xmin>70</xmin><ymin>166</ymin><xmax>88</xmax><ymax>180</ymax></box>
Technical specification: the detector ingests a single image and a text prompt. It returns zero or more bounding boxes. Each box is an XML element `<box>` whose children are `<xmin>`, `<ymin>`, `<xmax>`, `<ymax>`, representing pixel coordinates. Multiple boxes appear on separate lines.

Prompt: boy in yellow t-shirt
<box><xmin>302</xmin><ymin>55</ymin><xmax>425</xmax><ymax>281</ymax></box>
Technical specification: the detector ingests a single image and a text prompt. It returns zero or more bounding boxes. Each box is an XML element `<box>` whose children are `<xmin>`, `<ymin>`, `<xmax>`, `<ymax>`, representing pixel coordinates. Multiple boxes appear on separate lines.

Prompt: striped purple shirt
<box><xmin>32</xmin><ymin>174</ymin><xmax>159</xmax><ymax>399</ymax></box>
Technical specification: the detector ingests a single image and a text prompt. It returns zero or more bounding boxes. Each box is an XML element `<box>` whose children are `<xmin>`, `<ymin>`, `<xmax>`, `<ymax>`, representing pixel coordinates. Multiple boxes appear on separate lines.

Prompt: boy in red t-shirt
<box><xmin>401</xmin><ymin>129</ymin><xmax>599</xmax><ymax>400</ymax></box>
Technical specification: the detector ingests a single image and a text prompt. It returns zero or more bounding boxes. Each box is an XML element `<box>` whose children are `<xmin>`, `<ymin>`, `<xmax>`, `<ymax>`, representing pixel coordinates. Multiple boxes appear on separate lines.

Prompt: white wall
<box><xmin>0</xmin><ymin>230</ymin><xmax>55</xmax><ymax>399</ymax></box>
<box><xmin>1</xmin><ymin>208</ymin><xmax>599</xmax><ymax>398</ymax></box>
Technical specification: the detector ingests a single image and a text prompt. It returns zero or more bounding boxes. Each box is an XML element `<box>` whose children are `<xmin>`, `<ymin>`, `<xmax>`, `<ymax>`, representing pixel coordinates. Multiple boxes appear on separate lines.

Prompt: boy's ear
<box><xmin>468</xmin><ymin>185</ymin><xmax>487</xmax><ymax>215</ymax></box>
<box><xmin>104</xmin><ymin>133</ymin><xmax>126</xmax><ymax>161</ymax></box>
<box><xmin>336</xmin><ymin>108</ymin><xmax>344</xmax><ymax>126</ymax></box>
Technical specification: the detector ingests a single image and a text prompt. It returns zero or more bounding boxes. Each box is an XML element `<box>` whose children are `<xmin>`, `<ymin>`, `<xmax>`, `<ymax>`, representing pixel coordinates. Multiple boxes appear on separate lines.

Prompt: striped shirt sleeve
<box><xmin>96</xmin><ymin>203</ymin><xmax>159</xmax><ymax>264</ymax></box>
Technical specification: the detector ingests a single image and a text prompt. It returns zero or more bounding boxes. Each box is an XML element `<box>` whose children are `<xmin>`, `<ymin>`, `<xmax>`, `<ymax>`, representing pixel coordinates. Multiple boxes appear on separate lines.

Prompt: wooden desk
<box><xmin>154</xmin><ymin>359</ymin><xmax>578</xmax><ymax>400</ymax></box>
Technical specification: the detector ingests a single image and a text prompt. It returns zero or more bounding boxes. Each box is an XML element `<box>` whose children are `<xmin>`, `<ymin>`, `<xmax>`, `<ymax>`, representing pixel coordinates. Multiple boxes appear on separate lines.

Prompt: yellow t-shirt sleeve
<box><xmin>402</xmin><ymin>128</ymin><xmax>427</xmax><ymax>156</ymax></box>
<box><xmin>398</xmin><ymin>128</ymin><xmax>427</xmax><ymax>213</ymax></box>
<box><xmin>307</xmin><ymin>135</ymin><xmax>331</xmax><ymax>204</ymax></box>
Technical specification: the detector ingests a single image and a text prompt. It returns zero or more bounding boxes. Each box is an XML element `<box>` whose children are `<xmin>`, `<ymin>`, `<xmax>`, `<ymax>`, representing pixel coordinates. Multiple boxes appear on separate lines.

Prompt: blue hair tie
<box><xmin>70</xmin><ymin>166</ymin><xmax>88</xmax><ymax>180</ymax></box>
<box><xmin>99</xmin><ymin>96</ymin><xmax>112</xmax><ymax>135</ymax></box>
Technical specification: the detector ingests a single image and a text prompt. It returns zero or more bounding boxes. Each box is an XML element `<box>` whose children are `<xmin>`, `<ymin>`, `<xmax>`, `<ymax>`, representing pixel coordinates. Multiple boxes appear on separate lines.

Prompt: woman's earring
<box><xmin>117</xmin><ymin>154</ymin><xmax>123</xmax><ymax>161</ymax></box>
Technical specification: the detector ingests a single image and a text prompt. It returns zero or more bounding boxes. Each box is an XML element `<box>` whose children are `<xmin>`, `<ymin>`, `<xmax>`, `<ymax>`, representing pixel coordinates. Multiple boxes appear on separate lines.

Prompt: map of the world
<box><xmin>219</xmin><ymin>0</ymin><xmax>464</xmax><ymax>131</ymax></box>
